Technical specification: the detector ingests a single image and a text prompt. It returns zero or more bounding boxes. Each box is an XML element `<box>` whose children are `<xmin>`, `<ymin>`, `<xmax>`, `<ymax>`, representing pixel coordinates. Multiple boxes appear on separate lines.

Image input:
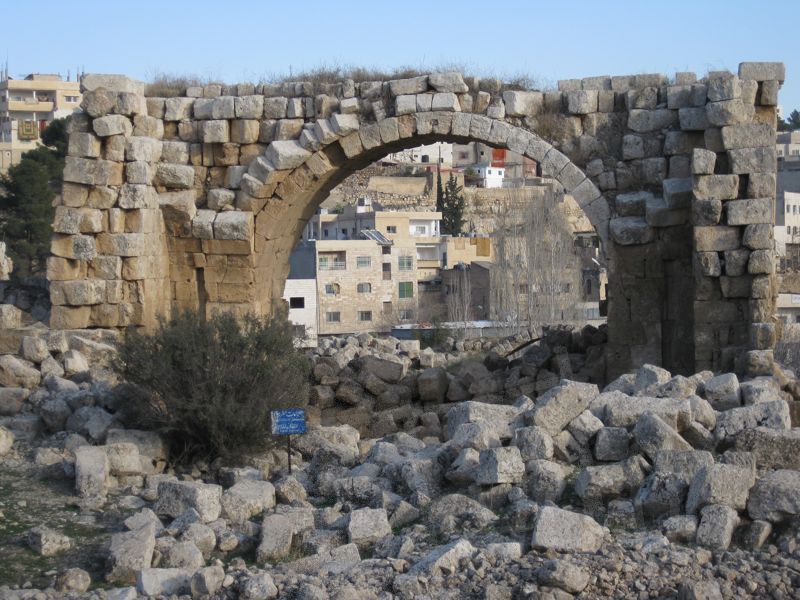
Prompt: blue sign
<box><xmin>271</xmin><ymin>409</ymin><xmax>306</xmax><ymax>435</ymax></box>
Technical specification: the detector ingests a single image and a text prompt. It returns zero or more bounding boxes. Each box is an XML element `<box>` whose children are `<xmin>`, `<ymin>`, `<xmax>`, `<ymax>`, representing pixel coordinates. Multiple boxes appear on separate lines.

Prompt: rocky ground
<box><xmin>0</xmin><ymin>325</ymin><xmax>799</xmax><ymax>599</ymax></box>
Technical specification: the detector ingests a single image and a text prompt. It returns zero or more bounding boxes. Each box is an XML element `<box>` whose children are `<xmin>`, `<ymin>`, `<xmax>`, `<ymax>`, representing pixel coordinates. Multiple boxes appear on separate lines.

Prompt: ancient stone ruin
<box><xmin>50</xmin><ymin>63</ymin><xmax>784</xmax><ymax>380</ymax></box>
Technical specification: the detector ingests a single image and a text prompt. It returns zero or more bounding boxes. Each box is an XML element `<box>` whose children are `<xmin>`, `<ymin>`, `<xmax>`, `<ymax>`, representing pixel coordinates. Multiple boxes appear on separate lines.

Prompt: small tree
<box><xmin>446</xmin><ymin>266</ymin><xmax>472</xmax><ymax>336</ymax></box>
<box><xmin>435</xmin><ymin>169</ymin><xmax>444</xmax><ymax>213</ymax></box>
<box><xmin>115</xmin><ymin>310</ymin><xmax>311</xmax><ymax>463</ymax></box>
<box><xmin>441</xmin><ymin>173</ymin><xmax>465</xmax><ymax>236</ymax></box>
<box><xmin>0</xmin><ymin>117</ymin><xmax>69</xmax><ymax>278</ymax></box>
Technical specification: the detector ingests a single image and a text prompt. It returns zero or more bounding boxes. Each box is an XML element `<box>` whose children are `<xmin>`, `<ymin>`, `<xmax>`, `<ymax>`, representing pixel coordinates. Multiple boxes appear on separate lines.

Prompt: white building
<box><xmin>387</xmin><ymin>142</ymin><xmax>452</xmax><ymax>167</ymax></box>
<box><xmin>473</xmin><ymin>165</ymin><xmax>505</xmax><ymax>188</ymax></box>
<box><xmin>282</xmin><ymin>241</ymin><xmax>318</xmax><ymax>347</ymax></box>
<box><xmin>777</xmin><ymin>191</ymin><xmax>800</xmax><ymax>256</ymax></box>
<box><xmin>777</xmin><ymin>131</ymin><xmax>800</xmax><ymax>162</ymax></box>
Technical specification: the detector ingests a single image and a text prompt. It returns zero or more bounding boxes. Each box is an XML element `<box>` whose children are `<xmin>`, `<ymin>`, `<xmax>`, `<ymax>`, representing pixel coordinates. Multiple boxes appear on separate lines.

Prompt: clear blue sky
<box><xmin>6</xmin><ymin>1</ymin><xmax>799</xmax><ymax>112</ymax></box>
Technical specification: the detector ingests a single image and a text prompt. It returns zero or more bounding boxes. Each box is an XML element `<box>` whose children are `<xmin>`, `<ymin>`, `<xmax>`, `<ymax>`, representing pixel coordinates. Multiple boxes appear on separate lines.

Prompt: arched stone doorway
<box><xmin>50</xmin><ymin>64</ymin><xmax>785</xmax><ymax>379</ymax></box>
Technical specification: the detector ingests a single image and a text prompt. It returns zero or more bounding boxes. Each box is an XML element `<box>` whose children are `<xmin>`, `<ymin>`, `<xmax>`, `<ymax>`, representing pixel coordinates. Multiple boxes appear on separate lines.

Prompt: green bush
<box><xmin>114</xmin><ymin>310</ymin><xmax>311</xmax><ymax>463</ymax></box>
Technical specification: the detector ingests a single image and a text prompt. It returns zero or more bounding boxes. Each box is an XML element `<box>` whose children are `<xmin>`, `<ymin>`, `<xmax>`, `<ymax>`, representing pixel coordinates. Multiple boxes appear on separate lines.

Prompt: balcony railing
<box><xmin>319</xmin><ymin>260</ymin><xmax>346</xmax><ymax>271</ymax></box>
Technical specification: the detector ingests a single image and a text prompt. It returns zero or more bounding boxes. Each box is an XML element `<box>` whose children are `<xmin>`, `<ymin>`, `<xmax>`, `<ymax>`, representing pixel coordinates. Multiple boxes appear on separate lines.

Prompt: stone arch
<box><xmin>51</xmin><ymin>64</ymin><xmax>786</xmax><ymax>379</ymax></box>
<box><xmin>248</xmin><ymin>114</ymin><xmax>610</xmax><ymax>323</ymax></box>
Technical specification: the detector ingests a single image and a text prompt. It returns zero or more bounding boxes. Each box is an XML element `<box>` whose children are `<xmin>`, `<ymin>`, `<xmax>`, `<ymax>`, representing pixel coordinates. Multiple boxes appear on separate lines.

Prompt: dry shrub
<box><xmin>114</xmin><ymin>310</ymin><xmax>310</xmax><ymax>463</ymax></box>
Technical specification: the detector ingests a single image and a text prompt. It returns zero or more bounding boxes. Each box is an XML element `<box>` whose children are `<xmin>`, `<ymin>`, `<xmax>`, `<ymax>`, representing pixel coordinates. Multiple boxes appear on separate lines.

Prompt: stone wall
<box><xmin>49</xmin><ymin>63</ymin><xmax>784</xmax><ymax>378</ymax></box>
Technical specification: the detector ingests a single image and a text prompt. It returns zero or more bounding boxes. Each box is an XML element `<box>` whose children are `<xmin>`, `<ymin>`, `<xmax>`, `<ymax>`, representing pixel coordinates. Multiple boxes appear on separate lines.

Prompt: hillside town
<box><xmin>0</xmin><ymin>9</ymin><xmax>797</xmax><ymax>597</ymax></box>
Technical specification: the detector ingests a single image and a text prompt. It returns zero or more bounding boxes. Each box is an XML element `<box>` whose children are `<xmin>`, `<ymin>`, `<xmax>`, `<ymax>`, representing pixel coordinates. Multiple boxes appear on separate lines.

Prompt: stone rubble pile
<box><xmin>0</xmin><ymin>328</ymin><xmax>799</xmax><ymax>598</ymax></box>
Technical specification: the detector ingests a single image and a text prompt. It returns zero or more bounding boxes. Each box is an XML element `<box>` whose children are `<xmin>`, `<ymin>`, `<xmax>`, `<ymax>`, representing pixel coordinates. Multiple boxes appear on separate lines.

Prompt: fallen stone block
<box><xmin>633</xmin><ymin>412</ymin><xmax>692</xmax><ymax>460</ymax></box>
<box><xmin>135</xmin><ymin>568</ymin><xmax>192</xmax><ymax>597</ymax></box>
<box><xmin>734</xmin><ymin>427</ymin><xmax>800</xmax><ymax>469</ymax></box>
<box><xmin>154</xmin><ymin>480</ymin><xmax>222</xmax><ymax>523</ymax></box>
<box><xmin>409</xmin><ymin>538</ymin><xmax>475</xmax><ymax>575</ymax></box>
<box><xmin>747</xmin><ymin>469</ymin><xmax>800</xmax><ymax>523</ymax></box>
<box><xmin>686</xmin><ymin>464</ymin><xmax>755</xmax><ymax>514</ymax></box>
<box><xmin>714</xmin><ymin>401</ymin><xmax>790</xmax><ymax>442</ymax></box>
<box><xmin>107</xmin><ymin>523</ymin><xmax>157</xmax><ymax>584</ymax></box>
<box><xmin>537</xmin><ymin>559</ymin><xmax>590</xmax><ymax>594</ymax></box>
<box><xmin>531</xmin><ymin>380</ymin><xmax>599</xmax><ymax>436</ymax></box>
<box><xmin>256</xmin><ymin>513</ymin><xmax>294</xmax><ymax>563</ymax></box>
<box><xmin>696</xmin><ymin>504</ymin><xmax>739</xmax><ymax>549</ymax></box>
<box><xmin>347</xmin><ymin>507</ymin><xmax>392</xmax><ymax>548</ymax></box>
<box><xmin>575</xmin><ymin>455</ymin><xmax>650</xmax><ymax>502</ymax></box>
<box><xmin>475</xmin><ymin>446</ymin><xmax>525</xmax><ymax>485</ymax></box>
<box><xmin>531</xmin><ymin>506</ymin><xmax>605</xmax><ymax>552</ymax></box>
<box><xmin>220</xmin><ymin>480</ymin><xmax>275</xmax><ymax>523</ymax></box>
<box><xmin>27</xmin><ymin>526</ymin><xmax>72</xmax><ymax>556</ymax></box>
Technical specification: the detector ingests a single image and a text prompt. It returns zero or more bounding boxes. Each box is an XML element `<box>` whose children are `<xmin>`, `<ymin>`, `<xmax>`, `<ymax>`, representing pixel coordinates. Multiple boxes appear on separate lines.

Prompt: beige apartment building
<box><xmin>0</xmin><ymin>73</ymin><xmax>81</xmax><ymax>171</ymax></box>
<box><xmin>284</xmin><ymin>204</ymin><xmax>495</xmax><ymax>339</ymax></box>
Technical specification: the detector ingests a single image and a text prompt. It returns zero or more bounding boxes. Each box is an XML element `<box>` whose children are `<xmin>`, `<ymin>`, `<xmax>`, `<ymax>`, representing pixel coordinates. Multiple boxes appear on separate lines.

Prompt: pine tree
<box><xmin>788</xmin><ymin>109</ymin><xmax>800</xmax><ymax>131</ymax></box>
<box><xmin>435</xmin><ymin>168</ymin><xmax>444</xmax><ymax>213</ymax></box>
<box><xmin>441</xmin><ymin>173</ymin><xmax>465</xmax><ymax>236</ymax></box>
<box><xmin>0</xmin><ymin>117</ymin><xmax>69</xmax><ymax>278</ymax></box>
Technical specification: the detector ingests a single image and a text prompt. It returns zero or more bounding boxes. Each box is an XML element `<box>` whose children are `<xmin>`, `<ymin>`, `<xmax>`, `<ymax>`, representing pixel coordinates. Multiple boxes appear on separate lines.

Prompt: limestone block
<box><xmin>213</xmin><ymin>211</ymin><xmax>253</xmax><ymax>241</ymax></box>
<box><xmin>51</xmin><ymin>279</ymin><xmax>106</xmax><ymax>306</ymax></box>
<box><xmin>679</xmin><ymin>107</ymin><xmax>710</xmax><ymax>131</ymax></box>
<box><xmin>133</xmin><ymin>114</ymin><xmax>164</xmax><ymax>138</ymax></box>
<box><xmin>696</xmin><ymin>252</ymin><xmax>721</xmax><ymax>277</ymax></box>
<box><xmin>531</xmin><ymin>506</ymin><xmax>605</xmax><ymax>552</ymax></box>
<box><xmin>743</xmin><ymin>223</ymin><xmax>773</xmax><ymax>250</ymax></box>
<box><xmin>263</xmin><ymin>97</ymin><xmax>288</xmax><ymax>119</ymax></box>
<box><xmin>693</xmin><ymin>174</ymin><xmax>739</xmax><ymax>200</ymax></box>
<box><xmin>221</xmin><ymin>480</ymin><xmax>275</xmax><ymax>524</ymax></box>
<box><xmin>90</xmin><ymin>256</ymin><xmax>122</xmax><ymax>280</ymax></box>
<box><xmin>747</xmin><ymin>469</ymin><xmax>800</xmax><ymax>523</ymax></box>
<box><xmin>117</xmin><ymin>184</ymin><xmax>155</xmax><ymax>210</ymax></box>
<box><xmin>88</xmin><ymin>186</ymin><xmax>119</xmax><ymax>209</ymax></box>
<box><xmin>331</xmin><ymin>113</ymin><xmax>360</xmax><ymax>136</ymax></box>
<box><xmin>230</xmin><ymin>120</ymin><xmax>259</xmax><ymax>144</ymax></box>
<box><xmin>691</xmin><ymin>148</ymin><xmax>716</xmax><ymax>175</ymax></box>
<box><xmin>201</xmin><ymin>120</ymin><xmax>229</xmax><ymax>143</ymax></box>
<box><xmin>154</xmin><ymin>481</ymin><xmax>222</xmax><ymax>523</ymax></box>
<box><xmin>729</xmin><ymin>147</ymin><xmax>777</xmax><ymax>175</ymax></box>
<box><xmin>51</xmin><ymin>234</ymin><xmax>97</xmax><ymax>261</ymax></box>
<box><xmin>431</xmin><ymin>92</ymin><xmax>460</xmax><ymax>112</ymax></box>
<box><xmin>502</xmin><ymin>90</ymin><xmax>543</xmax><ymax>116</ymax></box>
<box><xmin>715</xmin><ymin>400</ymin><xmax>790</xmax><ymax>442</ymax></box>
<box><xmin>0</xmin><ymin>304</ymin><xmax>22</xmax><ymax>328</ymax></box>
<box><xmin>69</xmin><ymin>132</ymin><xmax>102</xmax><ymax>158</ymax></box>
<box><xmin>256</xmin><ymin>513</ymin><xmax>293</xmax><ymax>563</ymax></box>
<box><xmin>96</xmin><ymin>233</ymin><xmax>146</xmax><ymax>257</ymax></box>
<box><xmin>692</xmin><ymin>198</ymin><xmax>722</xmax><ymax>225</ymax></box>
<box><xmin>747</xmin><ymin>173</ymin><xmax>775</xmax><ymax>198</ymax></box>
<box><xmin>50</xmin><ymin>306</ymin><xmax>91</xmax><ymax>329</ymax></box>
<box><xmin>159</xmin><ymin>191</ymin><xmax>197</xmax><ymax>237</ymax></box>
<box><xmin>475</xmin><ymin>447</ymin><xmax>525</xmax><ymax>485</ymax></box>
<box><xmin>707</xmin><ymin>74</ymin><xmax>741</xmax><ymax>102</ymax></box>
<box><xmin>745</xmin><ymin>349</ymin><xmax>773</xmax><ymax>376</ymax></box>
<box><xmin>610</xmin><ymin>216</ymin><xmax>655</xmax><ymax>245</ymax></box>
<box><xmin>696</xmin><ymin>504</ymin><xmax>739</xmax><ymax>549</ymax></box>
<box><xmin>565</xmin><ymin>90</ymin><xmax>597</xmax><ymax>115</ymax></box>
<box><xmin>662</xmin><ymin>178</ymin><xmax>693</xmax><ymax>209</ymax></box>
<box><xmin>738</xmin><ymin>62</ymin><xmax>785</xmax><ymax>82</ymax></box>
<box><xmin>759</xmin><ymin>80</ymin><xmax>779</xmax><ymax>106</ymax></box>
<box><xmin>74</xmin><ymin>445</ymin><xmax>109</xmax><ymax>499</ymax></box>
<box><xmin>63</xmin><ymin>157</ymin><xmax>124</xmax><ymax>186</ymax></box>
<box><xmin>389</xmin><ymin>76</ymin><xmax>428</xmax><ymax>96</ymax></box>
<box><xmin>93</xmin><ymin>115</ymin><xmax>132</xmax><ymax>138</ymax></box>
<box><xmin>748</xmin><ymin>249</ymin><xmax>773</xmax><ymax>274</ymax></box>
<box><xmin>429</xmin><ymin>72</ymin><xmax>468</xmax><ymax>93</ymax></box>
<box><xmin>633</xmin><ymin>413</ymin><xmax>692</xmax><ymax>461</ymax></box>
<box><xmin>264</xmin><ymin>140</ymin><xmax>311</xmax><ymax>170</ymax></box>
<box><xmin>156</xmin><ymin>164</ymin><xmax>195</xmax><ymax>189</ymax></box>
<box><xmin>107</xmin><ymin>523</ymin><xmax>157</xmax><ymax>584</ymax></box>
<box><xmin>667</xmin><ymin>85</ymin><xmax>693</xmax><ymax>109</ymax></box>
<box><xmin>125</xmin><ymin>137</ymin><xmax>162</xmax><ymax>162</ymax></box>
<box><xmin>720</xmin><ymin>123</ymin><xmax>774</xmax><ymax>150</ymax></box>
<box><xmin>594</xmin><ymin>427</ymin><xmax>631</xmax><ymax>461</ymax></box>
<box><xmin>347</xmin><ymin>507</ymin><xmax>392</xmax><ymax>548</ymax></box>
<box><xmin>126</xmin><ymin>162</ymin><xmax>154</xmax><ymax>185</ymax></box>
<box><xmin>206</xmin><ymin>188</ymin><xmax>235</xmax><ymax>210</ymax></box>
<box><xmin>628</xmin><ymin>108</ymin><xmax>677</xmax><ymax>132</ymax></box>
<box><xmin>706</xmin><ymin>99</ymin><xmax>752</xmax><ymax>127</ymax></box>
<box><xmin>726</xmin><ymin>198</ymin><xmax>772</xmax><ymax>226</ymax></box>
<box><xmin>614</xmin><ymin>191</ymin><xmax>649</xmax><ymax>216</ymax></box>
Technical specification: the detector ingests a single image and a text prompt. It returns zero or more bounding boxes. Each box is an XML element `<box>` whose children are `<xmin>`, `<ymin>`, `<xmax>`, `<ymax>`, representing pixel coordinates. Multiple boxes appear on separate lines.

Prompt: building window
<box><xmin>289</xmin><ymin>297</ymin><xmax>305</xmax><ymax>309</ymax></box>
<box><xmin>382</xmin><ymin>263</ymin><xmax>391</xmax><ymax>280</ymax></box>
<box><xmin>326</xmin><ymin>311</ymin><xmax>340</xmax><ymax>323</ymax></box>
<box><xmin>292</xmin><ymin>324</ymin><xmax>305</xmax><ymax>338</ymax></box>
<box><xmin>386</xmin><ymin>226</ymin><xmax>397</xmax><ymax>234</ymax></box>
<box><xmin>323</xmin><ymin>228</ymin><xmax>329</xmax><ymax>238</ymax></box>
<box><xmin>324</xmin><ymin>283</ymin><xmax>340</xmax><ymax>296</ymax></box>
<box><xmin>399</xmin><ymin>256</ymin><xmax>413</xmax><ymax>271</ymax></box>
<box><xmin>414</xmin><ymin>225</ymin><xmax>427</xmax><ymax>235</ymax></box>
<box><xmin>357</xmin><ymin>282</ymin><xmax>371</xmax><ymax>293</ymax></box>
<box><xmin>357</xmin><ymin>311</ymin><xmax>372</xmax><ymax>322</ymax></box>
<box><xmin>382</xmin><ymin>246</ymin><xmax>391</xmax><ymax>255</ymax></box>
<box><xmin>519</xmin><ymin>284</ymin><xmax>529</xmax><ymax>294</ymax></box>
<box><xmin>399</xmin><ymin>309</ymin><xmax>414</xmax><ymax>320</ymax></box>
<box><xmin>357</xmin><ymin>256</ymin><xmax>371</xmax><ymax>268</ymax></box>
<box><xmin>65</xmin><ymin>95</ymin><xmax>79</xmax><ymax>103</ymax></box>
<box><xmin>399</xmin><ymin>282</ymin><xmax>413</xmax><ymax>298</ymax></box>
